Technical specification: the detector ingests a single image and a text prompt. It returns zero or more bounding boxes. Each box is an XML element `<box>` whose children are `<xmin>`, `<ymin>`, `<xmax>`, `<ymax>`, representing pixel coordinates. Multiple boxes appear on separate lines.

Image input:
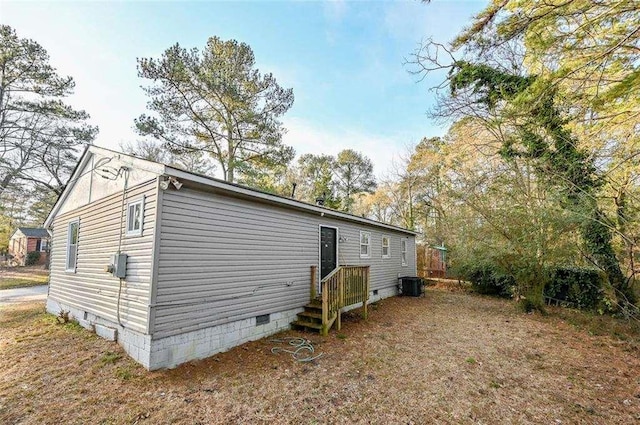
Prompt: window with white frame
<box><xmin>39</xmin><ymin>239</ymin><xmax>49</xmax><ymax>252</ymax></box>
<box><xmin>401</xmin><ymin>238</ymin><xmax>408</xmax><ymax>266</ymax></box>
<box><xmin>126</xmin><ymin>198</ymin><xmax>144</xmax><ymax>236</ymax></box>
<box><xmin>66</xmin><ymin>220</ymin><xmax>79</xmax><ymax>272</ymax></box>
<box><xmin>360</xmin><ymin>231</ymin><xmax>371</xmax><ymax>258</ymax></box>
<box><xmin>381</xmin><ymin>236</ymin><xmax>390</xmax><ymax>258</ymax></box>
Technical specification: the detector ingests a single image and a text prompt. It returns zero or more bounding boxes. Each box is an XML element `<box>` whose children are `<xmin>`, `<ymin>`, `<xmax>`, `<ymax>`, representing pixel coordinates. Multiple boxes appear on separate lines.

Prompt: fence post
<box><xmin>362</xmin><ymin>266</ymin><xmax>370</xmax><ymax>320</ymax></box>
<box><xmin>321</xmin><ymin>280</ymin><xmax>329</xmax><ymax>336</ymax></box>
<box><xmin>337</xmin><ymin>269</ymin><xmax>343</xmax><ymax>331</ymax></box>
<box><xmin>310</xmin><ymin>265</ymin><xmax>317</xmax><ymax>301</ymax></box>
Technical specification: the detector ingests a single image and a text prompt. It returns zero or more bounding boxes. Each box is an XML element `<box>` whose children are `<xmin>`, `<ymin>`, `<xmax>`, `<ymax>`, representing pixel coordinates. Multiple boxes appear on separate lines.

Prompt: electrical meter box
<box><xmin>111</xmin><ymin>253</ymin><xmax>128</xmax><ymax>279</ymax></box>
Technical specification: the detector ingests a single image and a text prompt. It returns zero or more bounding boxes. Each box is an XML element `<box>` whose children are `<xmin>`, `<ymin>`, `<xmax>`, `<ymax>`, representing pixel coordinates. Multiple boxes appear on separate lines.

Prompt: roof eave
<box><xmin>165</xmin><ymin>167</ymin><xmax>418</xmax><ymax>236</ymax></box>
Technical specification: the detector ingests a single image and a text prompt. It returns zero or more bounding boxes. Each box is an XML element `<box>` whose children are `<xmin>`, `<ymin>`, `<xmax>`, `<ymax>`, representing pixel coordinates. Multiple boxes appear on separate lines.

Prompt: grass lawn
<box><xmin>1</xmin><ymin>288</ymin><xmax>639</xmax><ymax>424</ymax></box>
<box><xmin>0</xmin><ymin>267</ymin><xmax>49</xmax><ymax>290</ymax></box>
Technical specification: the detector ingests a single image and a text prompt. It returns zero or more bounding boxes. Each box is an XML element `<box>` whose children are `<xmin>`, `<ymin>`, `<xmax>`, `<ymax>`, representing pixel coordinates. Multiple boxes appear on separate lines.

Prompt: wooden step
<box><xmin>303</xmin><ymin>303</ymin><xmax>322</xmax><ymax>313</ymax></box>
<box><xmin>291</xmin><ymin>320</ymin><xmax>323</xmax><ymax>332</ymax></box>
<box><xmin>297</xmin><ymin>311</ymin><xmax>323</xmax><ymax>321</ymax></box>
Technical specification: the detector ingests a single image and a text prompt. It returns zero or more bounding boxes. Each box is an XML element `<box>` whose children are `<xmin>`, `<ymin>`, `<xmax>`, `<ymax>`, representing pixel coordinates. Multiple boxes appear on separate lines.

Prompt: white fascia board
<box><xmin>165</xmin><ymin>167</ymin><xmax>418</xmax><ymax>236</ymax></box>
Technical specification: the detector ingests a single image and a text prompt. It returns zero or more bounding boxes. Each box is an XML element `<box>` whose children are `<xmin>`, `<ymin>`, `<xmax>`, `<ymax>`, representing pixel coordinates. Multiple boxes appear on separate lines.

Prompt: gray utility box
<box><xmin>111</xmin><ymin>253</ymin><xmax>128</xmax><ymax>278</ymax></box>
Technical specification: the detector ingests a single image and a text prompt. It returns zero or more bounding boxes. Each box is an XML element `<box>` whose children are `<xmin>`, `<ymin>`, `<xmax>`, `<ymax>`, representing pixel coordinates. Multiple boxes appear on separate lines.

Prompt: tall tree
<box><xmin>0</xmin><ymin>25</ymin><xmax>97</xmax><ymax>198</ymax></box>
<box><xmin>333</xmin><ymin>149</ymin><xmax>377</xmax><ymax>212</ymax></box>
<box><xmin>135</xmin><ymin>37</ymin><xmax>295</xmax><ymax>183</ymax></box>
<box><xmin>120</xmin><ymin>139</ymin><xmax>215</xmax><ymax>175</ymax></box>
<box><xmin>407</xmin><ymin>136</ymin><xmax>446</xmax><ymax>237</ymax></box>
<box><xmin>452</xmin><ymin>0</ymin><xmax>640</xmax><ymax>305</ymax></box>
<box><xmin>352</xmin><ymin>185</ymin><xmax>395</xmax><ymax>223</ymax></box>
<box><xmin>409</xmin><ymin>1</ymin><xmax>639</xmax><ymax>307</ymax></box>
<box><xmin>296</xmin><ymin>153</ymin><xmax>340</xmax><ymax>208</ymax></box>
<box><xmin>120</xmin><ymin>139</ymin><xmax>170</xmax><ymax>163</ymax></box>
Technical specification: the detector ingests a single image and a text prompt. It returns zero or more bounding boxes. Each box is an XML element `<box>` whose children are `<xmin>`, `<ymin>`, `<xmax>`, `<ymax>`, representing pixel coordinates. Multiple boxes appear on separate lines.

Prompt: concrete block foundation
<box><xmin>46</xmin><ymin>286</ymin><xmax>398</xmax><ymax>370</ymax></box>
<box><xmin>46</xmin><ymin>297</ymin><xmax>303</xmax><ymax>370</ymax></box>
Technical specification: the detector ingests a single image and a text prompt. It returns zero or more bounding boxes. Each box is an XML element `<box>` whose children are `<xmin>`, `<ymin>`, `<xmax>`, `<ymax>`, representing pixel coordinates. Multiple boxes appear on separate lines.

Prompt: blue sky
<box><xmin>1</xmin><ymin>0</ymin><xmax>486</xmax><ymax>177</ymax></box>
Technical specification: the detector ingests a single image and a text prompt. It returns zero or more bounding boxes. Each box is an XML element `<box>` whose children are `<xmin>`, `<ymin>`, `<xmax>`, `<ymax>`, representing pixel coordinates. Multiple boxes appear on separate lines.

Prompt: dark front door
<box><xmin>320</xmin><ymin>226</ymin><xmax>337</xmax><ymax>280</ymax></box>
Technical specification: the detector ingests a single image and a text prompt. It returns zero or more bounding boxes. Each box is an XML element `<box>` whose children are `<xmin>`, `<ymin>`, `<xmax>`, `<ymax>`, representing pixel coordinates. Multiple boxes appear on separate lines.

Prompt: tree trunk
<box><xmin>583</xmin><ymin>208</ymin><xmax>636</xmax><ymax>305</ymax></box>
<box><xmin>226</xmin><ymin>122</ymin><xmax>234</xmax><ymax>182</ymax></box>
<box><xmin>0</xmin><ymin>172</ymin><xmax>16</xmax><ymax>198</ymax></box>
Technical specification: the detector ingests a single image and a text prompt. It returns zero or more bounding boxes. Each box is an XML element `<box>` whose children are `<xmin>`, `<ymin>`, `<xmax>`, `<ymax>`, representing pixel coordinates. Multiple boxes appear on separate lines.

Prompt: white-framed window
<box><xmin>401</xmin><ymin>238</ymin><xmax>408</xmax><ymax>266</ymax></box>
<box><xmin>360</xmin><ymin>231</ymin><xmax>371</xmax><ymax>258</ymax></box>
<box><xmin>66</xmin><ymin>220</ymin><xmax>79</xmax><ymax>272</ymax></box>
<box><xmin>381</xmin><ymin>236</ymin><xmax>390</xmax><ymax>258</ymax></box>
<box><xmin>126</xmin><ymin>198</ymin><xmax>144</xmax><ymax>237</ymax></box>
<box><xmin>39</xmin><ymin>239</ymin><xmax>49</xmax><ymax>252</ymax></box>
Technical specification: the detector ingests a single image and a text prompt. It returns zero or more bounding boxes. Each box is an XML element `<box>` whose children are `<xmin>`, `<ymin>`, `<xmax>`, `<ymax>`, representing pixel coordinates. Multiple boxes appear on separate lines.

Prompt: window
<box><xmin>66</xmin><ymin>220</ymin><xmax>79</xmax><ymax>272</ymax></box>
<box><xmin>381</xmin><ymin>236</ymin><xmax>390</xmax><ymax>258</ymax></box>
<box><xmin>126</xmin><ymin>198</ymin><xmax>144</xmax><ymax>236</ymax></box>
<box><xmin>360</xmin><ymin>231</ymin><xmax>371</xmax><ymax>258</ymax></box>
<box><xmin>36</xmin><ymin>239</ymin><xmax>48</xmax><ymax>252</ymax></box>
<box><xmin>401</xmin><ymin>238</ymin><xmax>408</xmax><ymax>266</ymax></box>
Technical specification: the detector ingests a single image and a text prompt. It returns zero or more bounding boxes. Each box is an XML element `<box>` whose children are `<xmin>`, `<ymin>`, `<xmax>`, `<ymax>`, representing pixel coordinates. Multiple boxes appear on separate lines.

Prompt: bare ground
<box><xmin>1</xmin><ymin>289</ymin><xmax>639</xmax><ymax>424</ymax></box>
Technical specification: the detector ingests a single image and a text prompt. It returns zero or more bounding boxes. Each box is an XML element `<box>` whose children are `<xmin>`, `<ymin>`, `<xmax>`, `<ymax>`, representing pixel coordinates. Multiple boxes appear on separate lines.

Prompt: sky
<box><xmin>1</xmin><ymin>0</ymin><xmax>487</xmax><ymax>178</ymax></box>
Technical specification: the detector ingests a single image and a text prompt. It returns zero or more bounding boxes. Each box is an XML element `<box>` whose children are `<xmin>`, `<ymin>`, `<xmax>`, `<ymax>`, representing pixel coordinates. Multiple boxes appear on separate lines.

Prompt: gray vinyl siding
<box><xmin>48</xmin><ymin>180</ymin><xmax>157</xmax><ymax>333</ymax></box>
<box><xmin>153</xmin><ymin>187</ymin><xmax>416</xmax><ymax>339</ymax></box>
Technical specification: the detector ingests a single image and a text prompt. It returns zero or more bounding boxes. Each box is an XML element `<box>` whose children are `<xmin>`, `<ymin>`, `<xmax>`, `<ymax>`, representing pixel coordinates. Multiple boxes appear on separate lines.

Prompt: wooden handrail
<box><xmin>321</xmin><ymin>266</ymin><xmax>342</xmax><ymax>283</ymax></box>
<box><xmin>319</xmin><ymin>265</ymin><xmax>370</xmax><ymax>336</ymax></box>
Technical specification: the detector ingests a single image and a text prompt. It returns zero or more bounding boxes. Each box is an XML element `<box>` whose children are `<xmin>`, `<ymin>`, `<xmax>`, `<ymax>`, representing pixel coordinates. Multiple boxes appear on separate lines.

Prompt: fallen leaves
<box><xmin>1</xmin><ymin>290</ymin><xmax>639</xmax><ymax>424</ymax></box>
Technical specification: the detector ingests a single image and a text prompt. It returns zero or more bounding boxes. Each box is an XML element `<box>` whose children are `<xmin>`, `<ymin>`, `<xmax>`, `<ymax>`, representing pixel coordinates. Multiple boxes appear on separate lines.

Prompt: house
<box><xmin>419</xmin><ymin>244</ymin><xmax>447</xmax><ymax>279</ymax></box>
<box><xmin>44</xmin><ymin>146</ymin><xmax>417</xmax><ymax>370</ymax></box>
<box><xmin>8</xmin><ymin>227</ymin><xmax>51</xmax><ymax>266</ymax></box>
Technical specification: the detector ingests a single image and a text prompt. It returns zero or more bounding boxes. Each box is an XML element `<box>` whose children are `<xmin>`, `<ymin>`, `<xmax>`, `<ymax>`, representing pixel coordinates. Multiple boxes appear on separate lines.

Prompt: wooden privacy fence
<box><xmin>319</xmin><ymin>265</ymin><xmax>370</xmax><ymax>336</ymax></box>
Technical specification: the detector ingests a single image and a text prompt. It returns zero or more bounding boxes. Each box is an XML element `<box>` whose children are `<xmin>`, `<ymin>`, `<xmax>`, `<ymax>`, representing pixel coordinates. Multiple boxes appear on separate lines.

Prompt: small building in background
<box><xmin>8</xmin><ymin>227</ymin><xmax>51</xmax><ymax>266</ymax></box>
<box><xmin>417</xmin><ymin>244</ymin><xmax>447</xmax><ymax>279</ymax></box>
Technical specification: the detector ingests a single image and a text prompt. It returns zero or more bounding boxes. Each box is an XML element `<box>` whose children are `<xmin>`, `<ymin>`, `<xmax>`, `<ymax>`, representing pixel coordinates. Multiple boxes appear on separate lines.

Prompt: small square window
<box><xmin>126</xmin><ymin>198</ymin><xmax>144</xmax><ymax>237</ymax></box>
<box><xmin>360</xmin><ymin>231</ymin><xmax>371</xmax><ymax>258</ymax></box>
<box><xmin>382</xmin><ymin>236</ymin><xmax>390</xmax><ymax>258</ymax></box>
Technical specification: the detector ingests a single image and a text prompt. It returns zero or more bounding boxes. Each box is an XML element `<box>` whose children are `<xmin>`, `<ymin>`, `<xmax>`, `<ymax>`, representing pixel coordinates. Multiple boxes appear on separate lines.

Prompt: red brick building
<box><xmin>8</xmin><ymin>227</ymin><xmax>51</xmax><ymax>266</ymax></box>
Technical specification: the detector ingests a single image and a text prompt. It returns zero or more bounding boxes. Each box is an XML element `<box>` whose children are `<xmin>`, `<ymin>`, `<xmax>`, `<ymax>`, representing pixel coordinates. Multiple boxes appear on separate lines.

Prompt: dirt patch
<box><xmin>0</xmin><ymin>266</ymin><xmax>49</xmax><ymax>290</ymax></box>
<box><xmin>1</xmin><ymin>290</ymin><xmax>639</xmax><ymax>424</ymax></box>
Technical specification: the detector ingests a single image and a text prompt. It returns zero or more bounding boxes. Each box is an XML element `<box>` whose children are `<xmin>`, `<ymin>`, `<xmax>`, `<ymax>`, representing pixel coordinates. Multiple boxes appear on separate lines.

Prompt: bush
<box><xmin>544</xmin><ymin>267</ymin><xmax>604</xmax><ymax>310</ymax></box>
<box><xmin>460</xmin><ymin>262</ymin><xmax>515</xmax><ymax>298</ymax></box>
<box><xmin>25</xmin><ymin>251</ymin><xmax>41</xmax><ymax>266</ymax></box>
